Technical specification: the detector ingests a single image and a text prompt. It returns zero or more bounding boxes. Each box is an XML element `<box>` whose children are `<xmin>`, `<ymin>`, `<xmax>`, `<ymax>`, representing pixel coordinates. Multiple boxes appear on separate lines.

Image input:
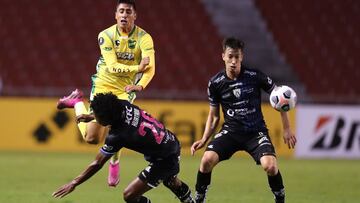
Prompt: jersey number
<box><xmin>138</xmin><ymin>111</ymin><xmax>165</xmax><ymax>144</ymax></box>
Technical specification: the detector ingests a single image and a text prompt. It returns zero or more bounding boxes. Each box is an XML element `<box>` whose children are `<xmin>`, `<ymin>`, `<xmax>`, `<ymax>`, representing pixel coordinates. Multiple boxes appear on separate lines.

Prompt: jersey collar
<box><xmin>117</xmin><ymin>25</ymin><xmax>136</xmax><ymax>38</ymax></box>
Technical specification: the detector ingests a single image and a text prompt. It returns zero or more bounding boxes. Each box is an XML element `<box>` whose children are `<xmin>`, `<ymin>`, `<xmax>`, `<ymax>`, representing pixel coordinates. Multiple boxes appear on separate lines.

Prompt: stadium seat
<box><xmin>1</xmin><ymin>0</ymin><xmax>222</xmax><ymax>99</ymax></box>
<box><xmin>255</xmin><ymin>0</ymin><xmax>360</xmax><ymax>103</ymax></box>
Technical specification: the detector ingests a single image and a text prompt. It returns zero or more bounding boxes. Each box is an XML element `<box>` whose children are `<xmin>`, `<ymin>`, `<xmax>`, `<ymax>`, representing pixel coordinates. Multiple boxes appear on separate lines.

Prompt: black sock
<box><xmin>195</xmin><ymin>170</ymin><xmax>212</xmax><ymax>194</ymax></box>
<box><xmin>164</xmin><ymin>181</ymin><xmax>192</xmax><ymax>201</ymax></box>
<box><xmin>126</xmin><ymin>196</ymin><xmax>151</xmax><ymax>203</ymax></box>
<box><xmin>268</xmin><ymin>170</ymin><xmax>285</xmax><ymax>198</ymax></box>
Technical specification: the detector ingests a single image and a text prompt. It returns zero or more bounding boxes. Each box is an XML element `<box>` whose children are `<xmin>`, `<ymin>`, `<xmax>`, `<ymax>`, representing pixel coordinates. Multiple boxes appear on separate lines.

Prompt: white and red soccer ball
<box><xmin>269</xmin><ymin>85</ymin><xmax>297</xmax><ymax>112</ymax></box>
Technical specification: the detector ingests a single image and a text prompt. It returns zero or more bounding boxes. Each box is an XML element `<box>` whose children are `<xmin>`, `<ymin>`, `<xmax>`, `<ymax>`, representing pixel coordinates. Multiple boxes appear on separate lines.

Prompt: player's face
<box><xmin>222</xmin><ymin>47</ymin><xmax>243</xmax><ymax>77</ymax></box>
<box><xmin>115</xmin><ymin>3</ymin><xmax>137</xmax><ymax>32</ymax></box>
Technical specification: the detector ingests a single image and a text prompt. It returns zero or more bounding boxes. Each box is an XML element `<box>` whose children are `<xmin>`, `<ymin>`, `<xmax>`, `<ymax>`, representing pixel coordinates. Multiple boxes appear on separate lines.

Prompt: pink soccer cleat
<box><xmin>57</xmin><ymin>89</ymin><xmax>84</xmax><ymax>110</ymax></box>
<box><xmin>108</xmin><ymin>161</ymin><xmax>120</xmax><ymax>187</ymax></box>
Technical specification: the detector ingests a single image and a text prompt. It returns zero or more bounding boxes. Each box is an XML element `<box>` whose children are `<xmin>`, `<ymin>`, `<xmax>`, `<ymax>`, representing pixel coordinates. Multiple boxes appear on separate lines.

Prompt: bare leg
<box><xmin>123</xmin><ymin>177</ymin><xmax>152</xmax><ymax>203</ymax></box>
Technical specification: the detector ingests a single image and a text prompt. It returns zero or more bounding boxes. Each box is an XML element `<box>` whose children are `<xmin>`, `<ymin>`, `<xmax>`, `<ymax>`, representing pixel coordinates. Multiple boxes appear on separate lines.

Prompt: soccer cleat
<box><xmin>57</xmin><ymin>89</ymin><xmax>84</xmax><ymax>110</ymax></box>
<box><xmin>179</xmin><ymin>189</ymin><xmax>195</xmax><ymax>203</ymax></box>
<box><xmin>181</xmin><ymin>195</ymin><xmax>195</xmax><ymax>203</ymax></box>
<box><xmin>108</xmin><ymin>160</ymin><xmax>120</xmax><ymax>187</ymax></box>
<box><xmin>194</xmin><ymin>192</ymin><xmax>206</xmax><ymax>203</ymax></box>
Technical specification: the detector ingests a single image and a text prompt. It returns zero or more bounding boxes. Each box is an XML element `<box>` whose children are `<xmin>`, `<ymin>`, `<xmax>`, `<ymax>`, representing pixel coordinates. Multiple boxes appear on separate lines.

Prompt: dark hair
<box><xmin>90</xmin><ymin>93</ymin><xmax>124</xmax><ymax>126</ymax></box>
<box><xmin>117</xmin><ymin>0</ymin><xmax>136</xmax><ymax>11</ymax></box>
<box><xmin>222</xmin><ymin>37</ymin><xmax>245</xmax><ymax>52</ymax></box>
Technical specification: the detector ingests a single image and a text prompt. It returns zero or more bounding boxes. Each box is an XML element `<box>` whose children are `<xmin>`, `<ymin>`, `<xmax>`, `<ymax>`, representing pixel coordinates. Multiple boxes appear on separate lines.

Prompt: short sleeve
<box><xmin>100</xmin><ymin>133</ymin><xmax>122</xmax><ymax>156</ymax></box>
<box><xmin>208</xmin><ymin>81</ymin><xmax>220</xmax><ymax>106</ymax></box>
<box><xmin>257</xmin><ymin>70</ymin><xmax>275</xmax><ymax>94</ymax></box>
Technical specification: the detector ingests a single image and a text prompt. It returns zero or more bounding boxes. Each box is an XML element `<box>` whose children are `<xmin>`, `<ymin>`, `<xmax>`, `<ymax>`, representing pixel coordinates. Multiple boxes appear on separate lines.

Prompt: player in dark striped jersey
<box><xmin>191</xmin><ymin>38</ymin><xmax>296</xmax><ymax>203</ymax></box>
<box><xmin>53</xmin><ymin>93</ymin><xmax>195</xmax><ymax>203</ymax></box>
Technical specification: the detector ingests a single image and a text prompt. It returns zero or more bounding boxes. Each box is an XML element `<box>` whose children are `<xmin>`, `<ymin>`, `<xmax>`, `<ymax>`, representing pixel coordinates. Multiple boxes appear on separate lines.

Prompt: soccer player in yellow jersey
<box><xmin>56</xmin><ymin>0</ymin><xmax>155</xmax><ymax>187</ymax></box>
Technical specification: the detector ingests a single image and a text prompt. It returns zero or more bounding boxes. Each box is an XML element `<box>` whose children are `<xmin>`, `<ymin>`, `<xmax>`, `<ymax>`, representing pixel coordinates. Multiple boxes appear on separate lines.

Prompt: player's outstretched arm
<box><xmin>191</xmin><ymin>105</ymin><xmax>220</xmax><ymax>155</ymax></box>
<box><xmin>52</xmin><ymin>153</ymin><xmax>111</xmax><ymax>198</ymax></box>
<box><xmin>280</xmin><ymin>111</ymin><xmax>297</xmax><ymax>149</ymax></box>
<box><xmin>76</xmin><ymin>114</ymin><xmax>95</xmax><ymax>123</ymax></box>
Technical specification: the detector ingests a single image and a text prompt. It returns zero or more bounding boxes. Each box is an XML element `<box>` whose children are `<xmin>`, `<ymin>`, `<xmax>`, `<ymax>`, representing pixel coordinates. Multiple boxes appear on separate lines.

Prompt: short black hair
<box><xmin>222</xmin><ymin>37</ymin><xmax>245</xmax><ymax>52</ymax></box>
<box><xmin>117</xmin><ymin>0</ymin><xmax>136</xmax><ymax>11</ymax></box>
<box><xmin>90</xmin><ymin>93</ymin><xmax>125</xmax><ymax>126</ymax></box>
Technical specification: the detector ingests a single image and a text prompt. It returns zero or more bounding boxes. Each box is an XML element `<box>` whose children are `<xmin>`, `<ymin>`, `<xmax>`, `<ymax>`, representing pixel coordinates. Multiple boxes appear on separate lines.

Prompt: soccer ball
<box><xmin>269</xmin><ymin>85</ymin><xmax>297</xmax><ymax>112</ymax></box>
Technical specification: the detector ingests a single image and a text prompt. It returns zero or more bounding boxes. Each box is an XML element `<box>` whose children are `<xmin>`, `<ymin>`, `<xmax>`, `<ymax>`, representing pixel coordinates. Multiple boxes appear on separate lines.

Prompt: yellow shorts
<box><xmin>89</xmin><ymin>77</ymin><xmax>136</xmax><ymax>115</ymax></box>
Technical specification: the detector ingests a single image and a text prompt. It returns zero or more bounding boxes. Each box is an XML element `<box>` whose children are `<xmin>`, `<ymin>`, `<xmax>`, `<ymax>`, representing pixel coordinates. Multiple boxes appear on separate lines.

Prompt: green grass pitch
<box><xmin>1</xmin><ymin>151</ymin><xmax>359</xmax><ymax>203</ymax></box>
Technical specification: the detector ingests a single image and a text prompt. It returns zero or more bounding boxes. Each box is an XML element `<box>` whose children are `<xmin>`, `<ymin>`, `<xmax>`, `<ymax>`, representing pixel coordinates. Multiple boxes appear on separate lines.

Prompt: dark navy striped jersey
<box><xmin>208</xmin><ymin>67</ymin><xmax>275</xmax><ymax>133</ymax></box>
<box><xmin>100</xmin><ymin>100</ymin><xmax>180</xmax><ymax>162</ymax></box>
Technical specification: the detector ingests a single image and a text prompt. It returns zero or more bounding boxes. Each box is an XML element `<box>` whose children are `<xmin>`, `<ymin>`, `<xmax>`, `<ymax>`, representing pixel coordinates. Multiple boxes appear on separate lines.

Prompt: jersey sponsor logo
<box><xmin>242</xmin><ymin>87</ymin><xmax>254</xmax><ymax>94</ymax></box>
<box><xmin>244</xmin><ymin>70</ymin><xmax>256</xmax><ymax>75</ymax></box>
<box><xmin>221</xmin><ymin>93</ymin><xmax>231</xmax><ymax>99</ymax></box>
<box><xmin>207</xmin><ymin>145</ymin><xmax>213</xmax><ymax>149</ymax></box>
<box><xmin>125</xmin><ymin>106</ymin><xmax>134</xmax><ymax>125</ymax></box>
<box><xmin>98</xmin><ymin>37</ymin><xmax>104</xmax><ymax>45</ymax></box>
<box><xmin>214</xmin><ymin>75</ymin><xmax>225</xmax><ymax>83</ymax></box>
<box><xmin>229</xmin><ymin>82</ymin><xmax>243</xmax><ymax>87</ymax></box>
<box><xmin>233</xmin><ymin>100</ymin><xmax>249</xmax><ymax>106</ymax></box>
<box><xmin>233</xmin><ymin>88</ymin><xmax>241</xmax><ymax>98</ymax></box>
<box><xmin>132</xmin><ymin>108</ymin><xmax>140</xmax><ymax>127</ymax></box>
<box><xmin>227</xmin><ymin>109</ymin><xmax>235</xmax><ymax>117</ymax></box>
<box><xmin>235</xmin><ymin>107</ymin><xmax>256</xmax><ymax>116</ymax></box>
<box><xmin>128</xmin><ymin>39</ymin><xmax>137</xmax><ymax>49</ymax></box>
<box><xmin>116</xmin><ymin>52</ymin><xmax>135</xmax><ymax>60</ymax></box>
<box><xmin>103</xmin><ymin>47</ymin><xmax>112</xmax><ymax>51</ymax></box>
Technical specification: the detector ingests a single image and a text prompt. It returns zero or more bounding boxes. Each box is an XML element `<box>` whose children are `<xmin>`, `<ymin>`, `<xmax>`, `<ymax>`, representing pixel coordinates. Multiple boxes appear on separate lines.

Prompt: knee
<box><xmin>123</xmin><ymin>189</ymin><xmax>138</xmax><ymax>202</ymax></box>
<box><xmin>84</xmin><ymin>132</ymin><xmax>100</xmax><ymax>144</ymax></box>
<box><xmin>200</xmin><ymin>153</ymin><xmax>219</xmax><ymax>173</ymax></box>
<box><xmin>262</xmin><ymin>162</ymin><xmax>278</xmax><ymax>176</ymax></box>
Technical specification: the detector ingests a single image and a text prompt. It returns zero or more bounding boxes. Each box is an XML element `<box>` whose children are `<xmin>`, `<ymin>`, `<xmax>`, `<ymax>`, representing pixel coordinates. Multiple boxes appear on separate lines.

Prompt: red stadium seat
<box><xmin>255</xmin><ymin>0</ymin><xmax>360</xmax><ymax>103</ymax></box>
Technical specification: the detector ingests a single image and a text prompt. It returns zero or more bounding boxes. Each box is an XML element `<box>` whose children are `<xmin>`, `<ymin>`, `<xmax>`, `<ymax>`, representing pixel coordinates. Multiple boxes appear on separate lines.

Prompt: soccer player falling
<box><xmin>53</xmin><ymin>93</ymin><xmax>195</xmax><ymax>203</ymax></box>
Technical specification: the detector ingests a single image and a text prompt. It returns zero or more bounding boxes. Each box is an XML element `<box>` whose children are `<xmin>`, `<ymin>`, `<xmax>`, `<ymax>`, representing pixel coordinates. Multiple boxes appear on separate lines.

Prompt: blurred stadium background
<box><xmin>0</xmin><ymin>0</ymin><xmax>359</xmax><ymax>202</ymax></box>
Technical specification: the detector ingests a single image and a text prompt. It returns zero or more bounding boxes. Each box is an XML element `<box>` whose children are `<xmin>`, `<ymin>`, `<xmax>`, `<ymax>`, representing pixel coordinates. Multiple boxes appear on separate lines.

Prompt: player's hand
<box><xmin>283</xmin><ymin>128</ymin><xmax>296</xmax><ymax>149</ymax></box>
<box><xmin>138</xmin><ymin>57</ymin><xmax>150</xmax><ymax>72</ymax></box>
<box><xmin>191</xmin><ymin>139</ymin><xmax>206</xmax><ymax>155</ymax></box>
<box><xmin>52</xmin><ymin>182</ymin><xmax>76</xmax><ymax>198</ymax></box>
<box><xmin>125</xmin><ymin>85</ymin><xmax>143</xmax><ymax>93</ymax></box>
<box><xmin>76</xmin><ymin>114</ymin><xmax>95</xmax><ymax>123</ymax></box>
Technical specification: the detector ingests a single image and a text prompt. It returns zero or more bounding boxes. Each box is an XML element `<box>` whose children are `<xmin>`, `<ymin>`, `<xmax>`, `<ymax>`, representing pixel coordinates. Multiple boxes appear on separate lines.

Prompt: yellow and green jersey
<box><xmin>90</xmin><ymin>24</ymin><xmax>155</xmax><ymax>102</ymax></box>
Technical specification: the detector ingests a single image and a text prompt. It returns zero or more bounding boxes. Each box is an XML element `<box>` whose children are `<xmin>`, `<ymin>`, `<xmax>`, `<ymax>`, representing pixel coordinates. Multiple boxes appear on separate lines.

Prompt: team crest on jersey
<box><xmin>128</xmin><ymin>39</ymin><xmax>136</xmax><ymax>49</ymax></box>
<box><xmin>115</xmin><ymin>40</ymin><xmax>120</xmax><ymax>46</ymax></box>
<box><xmin>233</xmin><ymin>88</ymin><xmax>241</xmax><ymax>98</ymax></box>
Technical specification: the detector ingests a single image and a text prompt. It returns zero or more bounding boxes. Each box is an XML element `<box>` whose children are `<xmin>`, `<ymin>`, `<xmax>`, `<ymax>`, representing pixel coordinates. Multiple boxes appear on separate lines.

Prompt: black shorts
<box><xmin>205</xmin><ymin>129</ymin><xmax>276</xmax><ymax>164</ymax></box>
<box><xmin>138</xmin><ymin>154</ymin><xmax>180</xmax><ymax>188</ymax></box>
